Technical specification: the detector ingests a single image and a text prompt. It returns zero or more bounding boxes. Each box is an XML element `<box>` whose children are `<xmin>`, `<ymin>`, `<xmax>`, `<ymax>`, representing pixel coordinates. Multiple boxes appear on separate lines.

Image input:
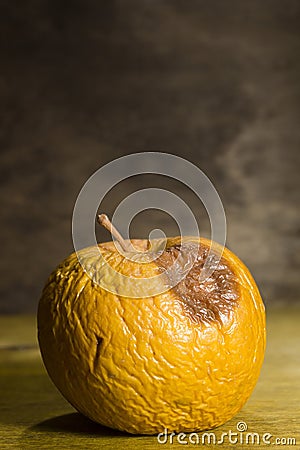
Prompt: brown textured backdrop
<box><xmin>1</xmin><ymin>0</ymin><xmax>300</xmax><ymax>313</ymax></box>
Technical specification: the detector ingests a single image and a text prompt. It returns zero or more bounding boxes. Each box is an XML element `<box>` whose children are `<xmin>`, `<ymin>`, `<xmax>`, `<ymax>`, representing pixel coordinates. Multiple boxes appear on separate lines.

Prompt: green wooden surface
<box><xmin>0</xmin><ymin>308</ymin><xmax>299</xmax><ymax>449</ymax></box>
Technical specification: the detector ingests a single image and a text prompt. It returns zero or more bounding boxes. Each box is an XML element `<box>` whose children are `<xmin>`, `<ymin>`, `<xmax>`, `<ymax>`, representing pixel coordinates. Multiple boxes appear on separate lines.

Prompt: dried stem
<box><xmin>97</xmin><ymin>214</ymin><xmax>130</xmax><ymax>252</ymax></box>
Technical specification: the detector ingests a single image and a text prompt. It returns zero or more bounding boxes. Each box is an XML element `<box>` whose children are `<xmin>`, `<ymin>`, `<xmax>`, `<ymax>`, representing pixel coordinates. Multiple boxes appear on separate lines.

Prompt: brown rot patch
<box><xmin>156</xmin><ymin>242</ymin><xmax>240</xmax><ymax>325</ymax></box>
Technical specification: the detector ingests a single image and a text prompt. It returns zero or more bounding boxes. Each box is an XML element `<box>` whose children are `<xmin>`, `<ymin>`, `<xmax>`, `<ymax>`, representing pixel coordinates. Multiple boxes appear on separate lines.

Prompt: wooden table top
<box><xmin>0</xmin><ymin>307</ymin><xmax>299</xmax><ymax>449</ymax></box>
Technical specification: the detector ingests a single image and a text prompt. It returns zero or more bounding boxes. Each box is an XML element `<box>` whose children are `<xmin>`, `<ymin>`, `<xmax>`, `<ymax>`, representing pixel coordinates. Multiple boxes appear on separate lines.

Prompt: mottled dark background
<box><xmin>1</xmin><ymin>0</ymin><xmax>300</xmax><ymax>313</ymax></box>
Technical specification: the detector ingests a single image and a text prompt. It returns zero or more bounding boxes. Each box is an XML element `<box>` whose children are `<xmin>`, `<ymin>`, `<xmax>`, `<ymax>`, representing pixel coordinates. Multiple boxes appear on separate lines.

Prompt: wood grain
<box><xmin>0</xmin><ymin>308</ymin><xmax>299</xmax><ymax>449</ymax></box>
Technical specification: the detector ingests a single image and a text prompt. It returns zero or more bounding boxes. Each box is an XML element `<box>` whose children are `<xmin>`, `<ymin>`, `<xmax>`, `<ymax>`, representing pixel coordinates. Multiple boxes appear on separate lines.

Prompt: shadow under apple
<box><xmin>26</xmin><ymin>412</ymin><xmax>137</xmax><ymax>437</ymax></box>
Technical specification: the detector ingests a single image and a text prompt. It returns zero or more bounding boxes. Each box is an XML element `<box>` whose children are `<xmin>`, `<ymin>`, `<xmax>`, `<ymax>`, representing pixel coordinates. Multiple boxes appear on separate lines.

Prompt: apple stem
<box><xmin>97</xmin><ymin>214</ymin><xmax>131</xmax><ymax>252</ymax></box>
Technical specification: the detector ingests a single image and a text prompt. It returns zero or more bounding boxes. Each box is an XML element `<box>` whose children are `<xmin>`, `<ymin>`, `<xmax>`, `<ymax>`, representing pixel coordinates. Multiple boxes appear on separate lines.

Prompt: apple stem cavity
<box><xmin>97</xmin><ymin>214</ymin><xmax>131</xmax><ymax>252</ymax></box>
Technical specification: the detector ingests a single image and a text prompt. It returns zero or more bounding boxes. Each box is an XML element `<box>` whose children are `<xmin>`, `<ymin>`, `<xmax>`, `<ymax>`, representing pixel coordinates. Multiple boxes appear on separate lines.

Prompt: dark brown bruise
<box><xmin>156</xmin><ymin>242</ymin><xmax>240</xmax><ymax>325</ymax></box>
